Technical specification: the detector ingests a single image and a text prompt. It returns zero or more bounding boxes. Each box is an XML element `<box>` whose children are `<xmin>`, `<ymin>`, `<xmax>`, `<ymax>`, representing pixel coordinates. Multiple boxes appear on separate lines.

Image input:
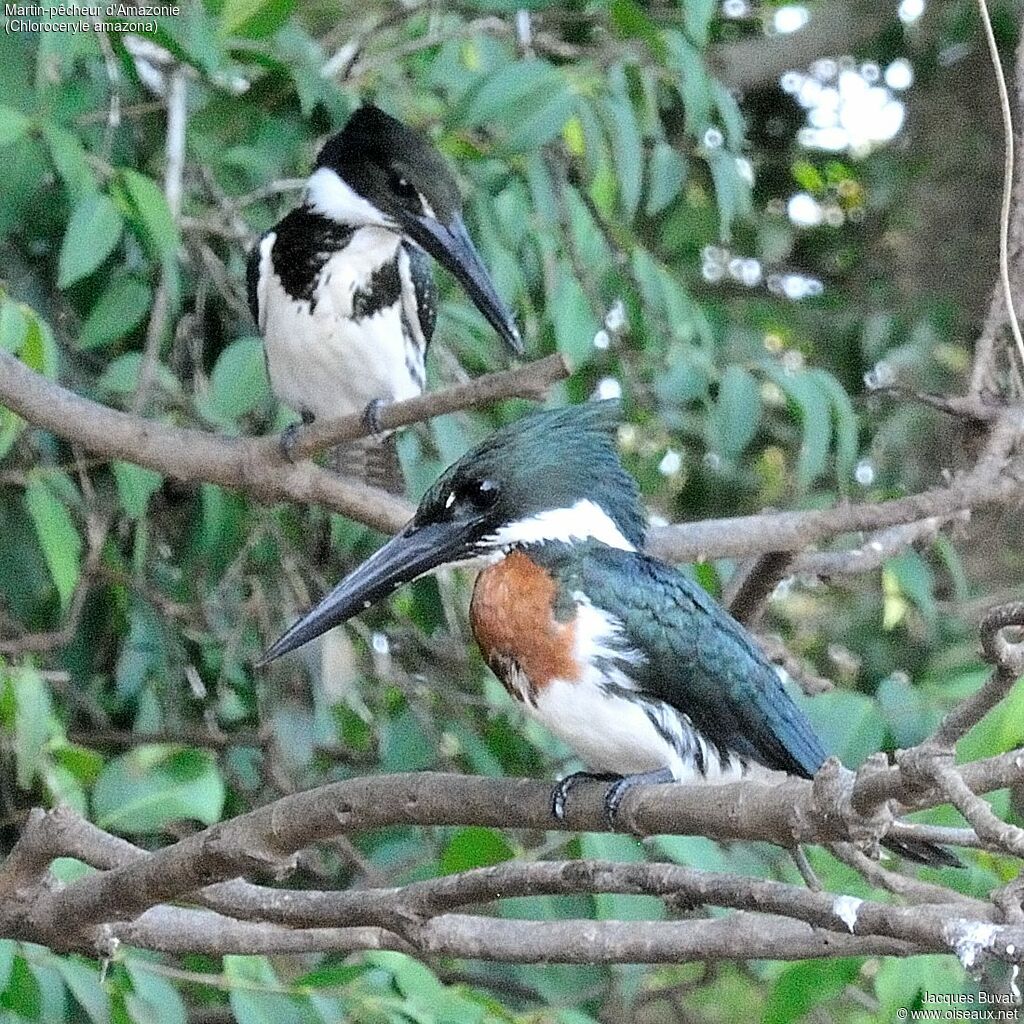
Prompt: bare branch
<box><xmin>3</xmin><ymin>351</ymin><xmax>1022</xmax><ymax>566</ymax></box>
<box><xmin>793</xmin><ymin>515</ymin><xmax>967</xmax><ymax>578</ymax></box>
<box><xmin>0</xmin><ymin>351</ymin><xmax>569</xmax><ymax>536</ymax></box>
<box><xmin>932</xmin><ymin>601</ymin><xmax>1024</xmax><ymax>747</ymax></box>
<box><xmin>287</xmin><ymin>353</ymin><xmax>569</xmax><ymax>461</ymax></box>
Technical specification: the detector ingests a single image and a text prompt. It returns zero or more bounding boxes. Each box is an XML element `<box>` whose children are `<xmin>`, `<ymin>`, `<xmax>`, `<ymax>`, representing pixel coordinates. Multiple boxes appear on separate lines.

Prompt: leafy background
<box><xmin>0</xmin><ymin>0</ymin><xmax>1022</xmax><ymax>1020</ymax></box>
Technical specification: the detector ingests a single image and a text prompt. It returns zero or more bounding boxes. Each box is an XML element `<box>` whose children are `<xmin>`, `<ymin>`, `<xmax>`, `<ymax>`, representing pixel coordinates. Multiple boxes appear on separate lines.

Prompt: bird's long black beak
<box><xmin>402</xmin><ymin>211</ymin><xmax>522</xmax><ymax>355</ymax></box>
<box><xmin>257</xmin><ymin>518</ymin><xmax>481</xmax><ymax>665</ymax></box>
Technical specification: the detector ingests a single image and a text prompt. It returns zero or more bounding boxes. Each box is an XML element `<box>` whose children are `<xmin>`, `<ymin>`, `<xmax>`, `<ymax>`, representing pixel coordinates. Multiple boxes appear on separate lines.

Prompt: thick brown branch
<box><xmin>3</xmin><ymin>352</ymin><xmax>1023</xmax><ymax>567</ymax></box>
<box><xmin>111</xmin><ymin>906</ymin><xmax>407</xmax><ymax>956</ymax></box>
<box><xmin>16</xmin><ymin>753</ymin><xmax>1021</xmax><ymax>948</ymax></box>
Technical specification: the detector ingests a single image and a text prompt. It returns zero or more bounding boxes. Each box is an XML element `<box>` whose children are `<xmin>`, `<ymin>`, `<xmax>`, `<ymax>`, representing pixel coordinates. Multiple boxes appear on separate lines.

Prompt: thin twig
<box><xmin>287</xmin><ymin>353</ymin><xmax>568</xmax><ymax>460</ymax></box>
<box><xmin>978</xmin><ymin>0</ymin><xmax>1024</xmax><ymax>372</ymax></box>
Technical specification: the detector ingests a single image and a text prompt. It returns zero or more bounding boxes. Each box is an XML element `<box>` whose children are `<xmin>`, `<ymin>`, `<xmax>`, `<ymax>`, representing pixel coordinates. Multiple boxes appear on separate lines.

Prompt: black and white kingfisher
<box><xmin>247</xmin><ymin>105</ymin><xmax>522</xmax><ymax>486</ymax></box>
<box><xmin>260</xmin><ymin>402</ymin><xmax>955</xmax><ymax>866</ymax></box>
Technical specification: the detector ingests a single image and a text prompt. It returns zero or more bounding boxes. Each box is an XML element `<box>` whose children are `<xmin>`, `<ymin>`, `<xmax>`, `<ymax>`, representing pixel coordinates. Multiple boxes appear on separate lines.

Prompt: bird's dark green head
<box><xmin>309</xmin><ymin>105</ymin><xmax>521</xmax><ymax>353</ymax></box>
<box><xmin>415</xmin><ymin>400</ymin><xmax>645</xmax><ymax>551</ymax></box>
<box><xmin>259</xmin><ymin>402</ymin><xmax>644</xmax><ymax>663</ymax></box>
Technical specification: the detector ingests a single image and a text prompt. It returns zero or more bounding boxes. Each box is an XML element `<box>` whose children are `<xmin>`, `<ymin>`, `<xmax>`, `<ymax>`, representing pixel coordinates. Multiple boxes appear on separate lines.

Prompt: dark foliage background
<box><xmin>0</xmin><ymin>0</ymin><xmax>1021</xmax><ymax>1019</ymax></box>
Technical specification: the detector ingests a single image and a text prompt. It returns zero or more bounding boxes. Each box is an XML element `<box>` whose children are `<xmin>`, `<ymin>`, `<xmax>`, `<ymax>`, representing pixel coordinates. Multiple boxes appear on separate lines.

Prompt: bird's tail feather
<box><xmin>880</xmin><ymin>836</ymin><xmax>962</xmax><ymax>868</ymax></box>
<box><xmin>329</xmin><ymin>434</ymin><xmax>406</xmax><ymax>495</ymax></box>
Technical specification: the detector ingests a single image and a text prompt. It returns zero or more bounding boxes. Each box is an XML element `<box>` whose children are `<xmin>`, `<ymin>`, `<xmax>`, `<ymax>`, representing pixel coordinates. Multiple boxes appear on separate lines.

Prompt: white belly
<box><xmin>256</xmin><ymin>230</ymin><xmax>424</xmax><ymax>421</ymax></box>
<box><xmin>531</xmin><ymin>676</ymin><xmax>745</xmax><ymax>783</ymax></box>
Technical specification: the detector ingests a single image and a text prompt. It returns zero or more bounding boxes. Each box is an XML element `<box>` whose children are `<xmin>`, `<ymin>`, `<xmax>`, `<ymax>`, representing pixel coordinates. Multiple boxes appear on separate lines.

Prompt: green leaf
<box><xmin>113</xmin><ymin>462</ymin><xmax>163</xmax><ymax>521</ymax></box>
<box><xmin>57</xmin><ymin>194</ymin><xmax>123</xmax><ymax>288</ymax></box>
<box><xmin>365</xmin><ymin>952</ymin><xmax>446</xmax><ymax>1007</ymax></box>
<box><xmin>92</xmin><ymin>746</ymin><xmax>226</xmax><ymax>833</ymax></box>
<box><xmin>115</xmin><ymin>602</ymin><xmax>167</xmax><ymax>700</ymax></box>
<box><xmin>224</xmin><ymin>957</ymin><xmax>308</xmax><ymax>1024</ymax></box>
<box><xmin>706</xmin><ymin>148</ymin><xmax>751</xmax><ymax>241</ymax></box>
<box><xmin>25</xmin><ymin>957</ymin><xmax>70</xmax><ymax>1021</ymax></box>
<box><xmin>49</xmin><ymin>957</ymin><xmax>110</xmax><ymax>1024</ymax></box>
<box><xmin>710</xmin><ymin>366</ymin><xmax>761</xmax><ymax>460</ymax></box>
<box><xmin>666</xmin><ymin>33</ymin><xmax>712</xmax><ymax>136</ymax></box>
<box><xmin>96</xmin><ymin>352</ymin><xmax>143</xmax><ymax>394</ymax></box>
<box><xmin>152</xmin><ymin>4</ymin><xmax>225</xmax><ymax>77</ymax></box>
<box><xmin>874</xmin><ymin>956</ymin><xmax>967</xmax><ymax>1018</ymax></box>
<box><xmin>809</xmin><ymin>368</ymin><xmax>858</xmax><ymax>488</ymax></box>
<box><xmin>608</xmin><ymin>0</ymin><xmax>667</xmax><ymax>61</ymax></box>
<box><xmin>120</xmin><ymin>169</ymin><xmax>180</xmax><ymax>264</ymax></box>
<box><xmin>10</xmin><ymin>665</ymin><xmax>54</xmax><ymax>790</ymax></box>
<box><xmin>124</xmin><ymin>962</ymin><xmax>188</xmax><ymax>1024</ymax></box>
<box><xmin>0</xmin><ymin>939</ymin><xmax>15</xmax><ymax>991</ymax></box>
<box><xmin>888</xmin><ymin>549</ymin><xmax>936</xmax><ymax>626</ymax></box>
<box><xmin>440</xmin><ymin>827</ymin><xmax>514</xmax><ymax>874</ymax></box>
<box><xmin>20</xmin><ymin>313</ymin><xmax>59</xmax><ymax>378</ymax></box>
<box><xmin>764</xmin><ymin>366</ymin><xmax>832</xmax><ymax>489</ymax></box>
<box><xmin>958</xmin><ymin>672</ymin><xmax>1024</xmax><ymax>764</ymax></box>
<box><xmin>762</xmin><ymin>959</ymin><xmax>862</xmax><ymax>1024</ymax></box>
<box><xmin>457</xmin><ymin>59</ymin><xmax>564</xmax><ymax>131</ymax></box>
<box><xmin>44</xmin><ymin>125</ymin><xmax>98</xmax><ymax>202</ymax></box>
<box><xmin>645</xmin><ymin>141</ymin><xmax>686</xmax><ymax>216</ymax></box>
<box><xmin>0</xmin><ymin>105</ymin><xmax>31</xmax><ymax>147</ymax></box>
<box><xmin>220</xmin><ymin>0</ymin><xmax>295</xmax><ymax>37</ymax></box>
<box><xmin>24</xmin><ymin>474</ymin><xmax>82</xmax><ymax>610</ymax></box>
<box><xmin>795</xmin><ymin>689</ymin><xmax>886</xmax><ymax>768</ymax></box>
<box><xmin>379</xmin><ymin>708</ymin><xmax>435</xmax><ymax>772</ymax></box>
<box><xmin>684</xmin><ymin>0</ymin><xmax>718</xmax><ymax>47</ymax></box>
<box><xmin>203</xmin><ymin>335</ymin><xmax>270</xmax><ymax>423</ymax></box>
<box><xmin>877</xmin><ymin>674</ymin><xmax>942</xmax><ymax>749</ymax></box>
<box><xmin>0</xmin><ymin>297</ymin><xmax>28</xmax><ymax>354</ymax></box>
<box><xmin>606</xmin><ymin>67</ymin><xmax>643</xmax><ymax>221</ymax></box>
<box><xmin>78</xmin><ymin>277</ymin><xmax>152</xmax><ymax>350</ymax></box>
<box><xmin>550</xmin><ymin>268</ymin><xmax>599</xmax><ymax>366</ymax></box>
<box><xmin>503</xmin><ymin>87</ymin><xmax>574</xmax><ymax>154</ymax></box>
<box><xmin>96</xmin><ymin>352</ymin><xmax>180</xmax><ymax>397</ymax></box>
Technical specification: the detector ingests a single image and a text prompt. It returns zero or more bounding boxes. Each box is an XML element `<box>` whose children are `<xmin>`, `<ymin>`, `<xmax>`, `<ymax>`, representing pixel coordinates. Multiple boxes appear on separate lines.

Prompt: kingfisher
<box><xmin>247</xmin><ymin>104</ymin><xmax>522</xmax><ymax>487</ymax></box>
<box><xmin>260</xmin><ymin>403</ymin><xmax>956</xmax><ymax>866</ymax></box>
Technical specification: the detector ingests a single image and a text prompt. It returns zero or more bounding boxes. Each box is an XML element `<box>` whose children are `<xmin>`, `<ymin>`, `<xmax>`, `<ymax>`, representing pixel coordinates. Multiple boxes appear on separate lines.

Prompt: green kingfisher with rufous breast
<box><xmin>259</xmin><ymin>402</ymin><xmax>956</xmax><ymax>867</ymax></box>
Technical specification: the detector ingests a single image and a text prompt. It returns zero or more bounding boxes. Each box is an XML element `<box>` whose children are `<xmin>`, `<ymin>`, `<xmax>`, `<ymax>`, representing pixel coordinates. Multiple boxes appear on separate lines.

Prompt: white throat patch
<box><xmin>306</xmin><ymin>167</ymin><xmax>393</xmax><ymax>228</ymax></box>
<box><xmin>480</xmin><ymin>499</ymin><xmax>637</xmax><ymax>552</ymax></box>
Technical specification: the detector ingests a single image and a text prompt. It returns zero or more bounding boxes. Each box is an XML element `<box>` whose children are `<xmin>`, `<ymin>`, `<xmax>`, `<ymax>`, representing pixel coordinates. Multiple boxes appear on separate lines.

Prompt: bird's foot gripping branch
<box><xmin>0</xmin><ymin>601</ymin><xmax>1021</xmax><ymax>967</ymax></box>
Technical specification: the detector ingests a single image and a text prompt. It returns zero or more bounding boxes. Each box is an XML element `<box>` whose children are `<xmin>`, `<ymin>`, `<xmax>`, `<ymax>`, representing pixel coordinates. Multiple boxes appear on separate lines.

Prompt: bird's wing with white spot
<box><xmin>573</xmin><ymin>547</ymin><xmax>828</xmax><ymax>779</ymax></box>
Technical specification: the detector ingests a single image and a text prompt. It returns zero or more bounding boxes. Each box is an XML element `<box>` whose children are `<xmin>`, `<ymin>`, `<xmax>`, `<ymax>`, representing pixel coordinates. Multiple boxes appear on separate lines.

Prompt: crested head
<box><xmin>305</xmin><ymin>105</ymin><xmax>522</xmax><ymax>355</ymax></box>
<box><xmin>417</xmin><ymin>401</ymin><xmax>646</xmax><ymax>554</ymax></box>
<box><xmin>258</xmin><ymin>402</ymin><xmax>642</xmax><ymax>664</ymax></box>
<box><xmin>309</xmin><ymin>104</ymin><xmax>461</xmax><ymax>228</ymax></box>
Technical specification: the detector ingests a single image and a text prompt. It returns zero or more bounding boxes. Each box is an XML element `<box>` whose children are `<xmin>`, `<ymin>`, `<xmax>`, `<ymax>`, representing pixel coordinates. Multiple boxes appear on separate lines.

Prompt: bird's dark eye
<box><xmin>456</xmin><ymin>478</ymin><xmax>499</xmax><ymax>511</ymax></box>
<box><xmin>389</xmin><ymin>171</ymin><xmax>418</xmax><ymax>202</ymax></box>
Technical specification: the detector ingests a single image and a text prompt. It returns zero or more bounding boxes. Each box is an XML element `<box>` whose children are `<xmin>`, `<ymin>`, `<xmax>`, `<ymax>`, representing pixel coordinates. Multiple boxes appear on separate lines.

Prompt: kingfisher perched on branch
<box><xmin>260</xmin><ymin>403</ymin><xmax>956</xmax><ymax>867</ymax></box>
<box><xmin>247</xmin><ymin>105</ymin><xmax>521</xmax><ymax>489</ymax></box>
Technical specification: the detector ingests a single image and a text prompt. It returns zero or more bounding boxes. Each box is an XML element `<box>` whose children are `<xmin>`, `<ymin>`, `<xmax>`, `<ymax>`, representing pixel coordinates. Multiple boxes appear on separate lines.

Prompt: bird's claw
<box><xmin>601</xmin><ymin>767</ymin><xmax>677</xmax><ymax>831</ymax></box>
<box><xmin>279</xmin><ymin>423</ymin><xmax>302</xmax><ymax>463</ymax></box>
<box><xmin>362</xmin><ymin>398</ymin><xmax>389</xmax><ymax>436</ymax></box>
<box><xmin>550</xmin><ymin>771</ymin><xmax>620</xmax><ymax>822</ymax></box>
<box><xmin>603</xmin><ymin>778</ymin><xmax>631</xmax><ymax>829</ymax></box>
